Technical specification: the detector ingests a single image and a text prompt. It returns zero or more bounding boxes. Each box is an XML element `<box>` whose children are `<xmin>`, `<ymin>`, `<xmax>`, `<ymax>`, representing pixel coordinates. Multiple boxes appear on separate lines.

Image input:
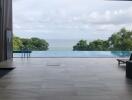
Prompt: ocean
<box><xmin>47</xmin><ymin>39</ymin><xmax>79</xmax><ymax>51</ymax></box>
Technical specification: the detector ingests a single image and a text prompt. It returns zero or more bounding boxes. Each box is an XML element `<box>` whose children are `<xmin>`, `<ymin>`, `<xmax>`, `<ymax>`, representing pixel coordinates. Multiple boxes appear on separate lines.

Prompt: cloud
<box><xmin>87</xmin><ymin>7</ymin><xmax>132</xmax><ymax>25</ymax></box>
<box><xmin>13</xmin><ymin>0</ymin><xmax>132</xmax><ymax>39</ymax></box>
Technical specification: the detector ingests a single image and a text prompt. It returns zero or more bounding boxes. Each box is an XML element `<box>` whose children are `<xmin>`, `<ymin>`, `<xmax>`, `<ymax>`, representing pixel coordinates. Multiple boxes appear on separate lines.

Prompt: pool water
<box><xmin>13</xmin><ymin>51</ymin><xmax>132</xmax><ymax>58</ymax></box>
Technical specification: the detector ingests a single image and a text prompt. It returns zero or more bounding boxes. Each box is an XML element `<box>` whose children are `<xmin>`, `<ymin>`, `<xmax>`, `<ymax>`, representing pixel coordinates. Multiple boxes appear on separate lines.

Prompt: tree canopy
<box><xmin>13</xmin><ymin>36</ymin><xmax>49</xmax><ymax>51</ymax></box>
<box><xmin>88</xmin><ymin>40</ymin><xmax>109</xmax><ymax>51</ymax></box>
<box><xmin>73</xmin><ymin>40</ymin><xmax>88</xmax><ymax>51</ymax></box>
<box><xmin>13</xmin><ymin>36</ymin><xmax>23</xmax><ymax>50</ymax></box>
<box><xmin>108</xmin><ymin>28</ymin><xmax>132</xmax><ymax>51</ymax></box>
<box><xmin>73</xmin><ymin>28</ymin><xmax>132</xmax><ymax>51</ymax></box>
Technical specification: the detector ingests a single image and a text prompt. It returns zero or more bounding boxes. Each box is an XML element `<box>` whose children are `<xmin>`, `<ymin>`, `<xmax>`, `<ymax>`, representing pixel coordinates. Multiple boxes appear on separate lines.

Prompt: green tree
<box><xmin>21</xmin><ymin>38</ymin><xmax>31</xmax><ymax>49</ymax></box>
<box><xmin>13</xmin><ymin>36</ymin><xmax>49</xmax><ymax>51</ymax></box>
<box><xmin>108</xmin><ymin>28</ymin><xmax>132</xmax><ymax>50</ymax></box>
<box><xmin>13</xmin><ymin>36</ymin><xmax>23</xmax><ymax>50</ymax></box>
<box><xmin>30</xmin><ymin>38</ymin><xmax>49</xmax><ymax>50</ymax></box>
<box><xmin>73</xmin><ymin>40</ymin><xmax>88</xmax><ymax>51</ymax></box>
<box><xmin>88</xmin><ymin>39</ymin><xmax>109</xmax><ymax>51</ymax></box>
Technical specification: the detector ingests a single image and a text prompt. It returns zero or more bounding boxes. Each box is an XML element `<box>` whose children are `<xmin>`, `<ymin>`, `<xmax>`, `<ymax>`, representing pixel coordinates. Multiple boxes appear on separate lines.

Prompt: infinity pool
<box><xmin>13</xmin><ymin>51</ymin><xmax>132</xmax><ymax>58</ymax></box>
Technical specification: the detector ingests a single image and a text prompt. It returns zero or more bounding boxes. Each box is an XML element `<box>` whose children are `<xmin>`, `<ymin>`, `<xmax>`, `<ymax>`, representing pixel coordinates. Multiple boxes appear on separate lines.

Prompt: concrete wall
<box><xmin>0</xmin><ymin>0</ymin><xmax>13</xmax><ymax>62</ymax></box>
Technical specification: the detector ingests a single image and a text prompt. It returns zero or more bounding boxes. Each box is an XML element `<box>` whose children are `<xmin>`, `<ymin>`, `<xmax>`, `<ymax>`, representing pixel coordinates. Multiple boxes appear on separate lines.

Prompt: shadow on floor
<box><xmin>0</xmin><ymin>68</ymin><xmax>14</xmax><ymax>78</ymax></box>
<box><xmin>118</xmin><ymin>64</ymin><xmax>126</xmax><ymax>71</ymax></box>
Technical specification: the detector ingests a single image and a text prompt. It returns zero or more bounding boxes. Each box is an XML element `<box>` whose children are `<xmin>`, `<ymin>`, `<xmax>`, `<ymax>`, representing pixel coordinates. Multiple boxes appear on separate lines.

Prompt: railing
<box><xmin>13</xmin><ymin>49</ymin><xmax>32</xmax><ymax>58</ymax></box>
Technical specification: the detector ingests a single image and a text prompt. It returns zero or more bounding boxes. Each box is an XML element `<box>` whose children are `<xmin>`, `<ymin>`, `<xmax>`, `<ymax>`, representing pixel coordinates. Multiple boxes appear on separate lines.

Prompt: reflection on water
<box><xmin>111</xmin><ymin>51</ymin><xmax>132</xmax><ymax>57</ymax></box>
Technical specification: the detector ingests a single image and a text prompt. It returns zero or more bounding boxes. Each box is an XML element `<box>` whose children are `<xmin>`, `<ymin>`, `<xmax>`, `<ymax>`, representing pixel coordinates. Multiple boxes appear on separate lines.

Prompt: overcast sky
<box><xmin>13</xmin><ymin>0</ymin><xmax>132</xmax><ymax>40</ymax></box>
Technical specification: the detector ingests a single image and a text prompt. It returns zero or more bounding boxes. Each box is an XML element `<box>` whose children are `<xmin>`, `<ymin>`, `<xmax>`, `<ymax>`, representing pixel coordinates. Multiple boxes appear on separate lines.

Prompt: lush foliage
<box><xmin>13</xmin><ymin>36</ymin><xmax>23</xmax><ymax>50</ymax></box>
<box><xmin>73</xmin><ymin>40</ymin><xmax>88</xmax><ymax>51</ymax></box>
<box><xmin>73</xmin><ymin>28</ymin><xmax>132</xmax><ymax>51</ymax></box>
<box><xmin>88</xmin><ymin>40</ymin><xmax>109</xmax><ymax>51</ymax></box>
<box><xmin>108</xmin><ymin>28</ymin><xmax>132</xmax><ymax>51</ymax></box>
<box><xmin>13</xmin><ymin>36</ymin><xmax>49</xmax><ymax>51</ymax></box>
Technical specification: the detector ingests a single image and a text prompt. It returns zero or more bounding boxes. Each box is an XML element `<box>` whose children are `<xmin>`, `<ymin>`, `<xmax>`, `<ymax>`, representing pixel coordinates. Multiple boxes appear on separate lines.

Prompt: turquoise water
<box><xmin>13</xmin><ymin>51</ymin><xmax>132</xmax><ymax>58</ymax></box>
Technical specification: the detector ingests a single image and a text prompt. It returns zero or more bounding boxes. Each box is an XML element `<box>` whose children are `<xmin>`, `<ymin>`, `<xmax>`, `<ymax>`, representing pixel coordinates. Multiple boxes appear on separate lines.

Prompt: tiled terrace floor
<box><xmin>0</xmin><ymin>58</ymin><xmax>132</xmax><ymax>100</ymax></box>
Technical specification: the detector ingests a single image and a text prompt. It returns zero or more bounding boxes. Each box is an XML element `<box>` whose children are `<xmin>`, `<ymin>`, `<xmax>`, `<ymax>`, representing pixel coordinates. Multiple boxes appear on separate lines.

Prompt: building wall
<box><xmin>0</xmin><ymin>0</ymin><xmax>13</xmax><ymax>62</ymax></box>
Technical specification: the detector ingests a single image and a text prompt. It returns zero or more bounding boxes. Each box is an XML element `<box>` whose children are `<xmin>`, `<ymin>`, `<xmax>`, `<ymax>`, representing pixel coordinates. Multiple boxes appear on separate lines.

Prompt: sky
<box><xmin>13</xmin><ymin>0</ymin><xmax>132</xmax><ymax>40</ymax></box>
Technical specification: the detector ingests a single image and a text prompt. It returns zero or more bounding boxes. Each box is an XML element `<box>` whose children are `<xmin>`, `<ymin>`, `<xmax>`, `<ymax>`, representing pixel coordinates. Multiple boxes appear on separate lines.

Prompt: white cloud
<box><xmin>88</xmin><ymin>7</ymin><xmax>132</xmax><ymax>25</ymax></box>
<box><xmin>13</xmin><ymin>0</ymin><xmax>132</xmax><ymax>40</ymax></box>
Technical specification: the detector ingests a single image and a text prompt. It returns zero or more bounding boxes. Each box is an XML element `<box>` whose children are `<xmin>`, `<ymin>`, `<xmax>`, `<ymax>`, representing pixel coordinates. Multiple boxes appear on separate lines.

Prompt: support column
<box><xmin>0</xmin><ymin>0</ymin><xmax>13</xmax><ymax>62</ymax></box>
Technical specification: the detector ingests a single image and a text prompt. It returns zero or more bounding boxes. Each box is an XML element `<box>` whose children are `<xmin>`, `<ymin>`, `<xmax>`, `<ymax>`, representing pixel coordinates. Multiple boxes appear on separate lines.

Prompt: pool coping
<box><xmin>13</xmin><ymin>57</ymin><xmax>129</xmax><ymax>58</ymax></box>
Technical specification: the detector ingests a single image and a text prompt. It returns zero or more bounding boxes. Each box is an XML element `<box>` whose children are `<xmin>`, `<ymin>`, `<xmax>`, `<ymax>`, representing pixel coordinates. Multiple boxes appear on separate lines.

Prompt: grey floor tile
<box><xmin>0</xmin><ymin>58</ymin><xmax>132</xmax><ymax>100</ymax></box>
